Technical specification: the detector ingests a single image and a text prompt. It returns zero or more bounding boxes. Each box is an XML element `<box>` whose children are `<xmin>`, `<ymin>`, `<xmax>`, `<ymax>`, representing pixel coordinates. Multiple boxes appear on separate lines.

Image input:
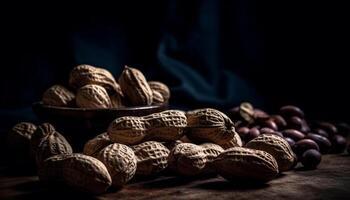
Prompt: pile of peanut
<box><xmin>42</xmin><ymin>64</ymin><xmax>170</xmax><ymax>108</ymax></box>
<box><xmin>8</xmin><ymin>65</ymin><xmax>347</xmax><ymax>195</ymax></box>
<box><xmin>8</xmin><ymin>108</ymin><xmax>299</xmax><ymax>194</ymax></box>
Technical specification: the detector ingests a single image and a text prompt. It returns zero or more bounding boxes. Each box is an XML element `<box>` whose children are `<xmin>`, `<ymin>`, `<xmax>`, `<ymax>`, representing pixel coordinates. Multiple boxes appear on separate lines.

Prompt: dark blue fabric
<box><xmin>1</xmin><ymin>1</ymin><xmax>349</xmax><ymax>132</ymax></box>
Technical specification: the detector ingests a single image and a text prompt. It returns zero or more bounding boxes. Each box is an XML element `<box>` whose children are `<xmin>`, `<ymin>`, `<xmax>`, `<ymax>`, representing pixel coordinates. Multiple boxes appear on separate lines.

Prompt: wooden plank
<box><xmin>0</xmin><ymin>154</ymin><xmax>349</xmax><ymax>200</ymax></box>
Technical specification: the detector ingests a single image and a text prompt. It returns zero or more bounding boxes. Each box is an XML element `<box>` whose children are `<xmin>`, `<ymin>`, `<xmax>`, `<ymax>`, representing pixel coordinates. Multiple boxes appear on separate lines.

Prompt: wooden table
<box><xmin>0</xmin><ymin>154</ymin><xmax>349</xmax><ymax>200</ymax></box>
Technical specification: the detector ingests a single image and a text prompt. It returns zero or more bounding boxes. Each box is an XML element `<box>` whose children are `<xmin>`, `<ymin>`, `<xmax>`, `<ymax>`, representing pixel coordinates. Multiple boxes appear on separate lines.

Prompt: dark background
<box><xmin>1</xmin><ymin>1</ymin><xmax>349</xmax><ymax>132</ymax></box>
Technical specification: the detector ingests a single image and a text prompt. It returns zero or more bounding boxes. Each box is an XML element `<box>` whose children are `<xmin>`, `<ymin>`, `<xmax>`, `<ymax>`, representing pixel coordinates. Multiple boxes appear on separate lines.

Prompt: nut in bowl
<box><xmin>33</xmin><ymin>64</ymin><xmax>170</xmax><ymax>150</ymax></box>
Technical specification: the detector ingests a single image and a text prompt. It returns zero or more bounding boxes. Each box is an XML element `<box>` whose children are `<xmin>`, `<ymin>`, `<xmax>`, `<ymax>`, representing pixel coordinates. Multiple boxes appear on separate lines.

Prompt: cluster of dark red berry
<box><xmin>228</xmin><ymin>103</ymin><xmax>349</xmax><ymax>169</ymax></box>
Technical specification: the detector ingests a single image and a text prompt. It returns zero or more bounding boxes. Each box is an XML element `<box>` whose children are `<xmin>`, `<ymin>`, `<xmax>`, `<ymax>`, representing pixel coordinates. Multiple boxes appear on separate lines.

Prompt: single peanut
<box><xmin>39</xmin><ymin>154</ymin><xmax>112</xmax><ymax>194</ymax></box>
<box><xmin>186</xmin><ymin>108</ymin><xmax>242</xmax><ymax>148</ymax></box>
<box><xmin>35</xmin><ymin>130</ymin><xmax>73</xmax><ymax>167</ymax></box>
<box><xmin>97</xmin><ymin>143</ymin><xmax>137</xmax><ymax>188</ymax></box>
<box><xmin>214</xmin><ymin>147</ymin><xmax>279</xmax><ymax>182</ymax></box>
<box><xmin>42</xmin><ymin>85</ymin><xmax>75</xmax><ymax>107</ymax></box>
<box><xmin>131</xmin><ymin>141</ymin><xmax>170</xmax><ymax>176</ymax></box>
<box><xmin>148</xmin><ymin>81</ymin><xmax>170</xmax><ymax>102</ymax></box>
<box><xmin>151</xmin><ymin>90</ymin><xmax>165</xmax><ymax>105</ymax></box>
<box><xmin>30</xmin><ymin>123</ymin><xmax>57</xmax><ymax>158</ymax></box>
<box><xmin>76</xmin><ymin>84</ymin><xmax>112</xmax><ymax>108</ymax></box>
<box><xmin>168</xmin><ymin>143</ymin><xmax>223</xmax><ymax>176</ymax></box>
<box><xmin>239</xmin><ymin>102</ymin><xmax>255</xmax><ymax>123</ymax></box>
<box><xmin>246</xmin><ymin>134</ymin><xmax>296</xmax><ymax>172</ymax></box>
<box><xmin>83</xmin><ymin>132</ymin><xmax>112</xmax><ymax>158</ymax></box>
<box><xmin>69</xmin><ymin>64</ymin><xmax>120</xmax><ymax>94</ymax></box>
<box><xmin>7</xmin><ymin>122</ymin><xmax>37</xmax><ymax>164</ymax></box>
<box><xmin>108</xmin><ymin>110</ymin><xmax>187</xmax><ymax>145</ymax></box>
<box><xmin>118</xmin><ymin>66</ymin><xmax>153</xmax><ymax>106</ymax></box>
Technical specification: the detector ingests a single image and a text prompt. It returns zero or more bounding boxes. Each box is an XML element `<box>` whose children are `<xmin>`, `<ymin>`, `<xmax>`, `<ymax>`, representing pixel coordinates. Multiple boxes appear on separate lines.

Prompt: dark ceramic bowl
<box><xmin>32</xmin><ymin>102</ymin><xmax>168</xmax><ymax>150</ymax></box>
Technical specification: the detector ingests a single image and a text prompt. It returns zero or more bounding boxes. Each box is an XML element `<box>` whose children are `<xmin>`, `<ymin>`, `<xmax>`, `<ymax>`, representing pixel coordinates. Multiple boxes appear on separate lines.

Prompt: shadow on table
<box><xmin>275</xmin><ymin>173</ymin><xmax>287</xmax><ymax>179</ymax></box>
<box><xmin>139</xmin><ymin>174</ymin><xmax>217</xmax><ymax>189</ymax></box>
<box><xmin>192</xmin><ymin>179</ymin><xmax>269</xmax><ymax>191</ymax></box>
<box><xmin>137</xmin><ymin>174</ymin><xmax>270</xmax><ymax>191</ymax></box>
<box><xmin>6</xmin><ymin>180</ymin><xmax>101</xmax><ymax>200</ymax></box>
<box><xmin>0</xmin><ymin>165</ymin><xmax>36</xmax><ymax>177</ymax></box>
<box><xmin>294</xmin><ymin>166</ymin><xmax>318</xmax><ymax>171</ymax></box>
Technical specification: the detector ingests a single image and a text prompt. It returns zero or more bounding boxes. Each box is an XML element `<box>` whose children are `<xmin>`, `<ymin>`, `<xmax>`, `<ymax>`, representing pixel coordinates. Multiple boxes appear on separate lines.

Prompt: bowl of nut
<box><xmin>32</xmin><ymin>64</ymin><xmax>170</xmax><ymax>149</ymax></box>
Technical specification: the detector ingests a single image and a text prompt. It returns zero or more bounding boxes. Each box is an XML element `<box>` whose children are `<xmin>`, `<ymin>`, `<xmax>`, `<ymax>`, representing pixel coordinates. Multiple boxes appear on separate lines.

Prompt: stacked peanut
<box><xmin>7</xmin><ymin>65</ymin><xmax>339</xmax><ymax>195</ymax></box>
<box><xmin>42</xmin><ymin>64</ymin><xmax>170</xmax><ymax>108</ymax></box>
<box><xmin>8</xmin><ymin>108</ymin><xmax>299</xmax><ymax>194</ymax></box>
<box><xmin>70</xmin><ymin>107</ymin><xmax>279</xmax><ymax>190</ymax></box>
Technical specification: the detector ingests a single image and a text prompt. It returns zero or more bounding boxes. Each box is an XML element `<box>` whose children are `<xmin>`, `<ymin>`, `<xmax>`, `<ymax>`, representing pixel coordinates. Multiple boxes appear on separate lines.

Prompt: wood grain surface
<box><xmin>0</xmin><ymin>154</ymin><xmax>349</xmax><ymax>200</ymax></box>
